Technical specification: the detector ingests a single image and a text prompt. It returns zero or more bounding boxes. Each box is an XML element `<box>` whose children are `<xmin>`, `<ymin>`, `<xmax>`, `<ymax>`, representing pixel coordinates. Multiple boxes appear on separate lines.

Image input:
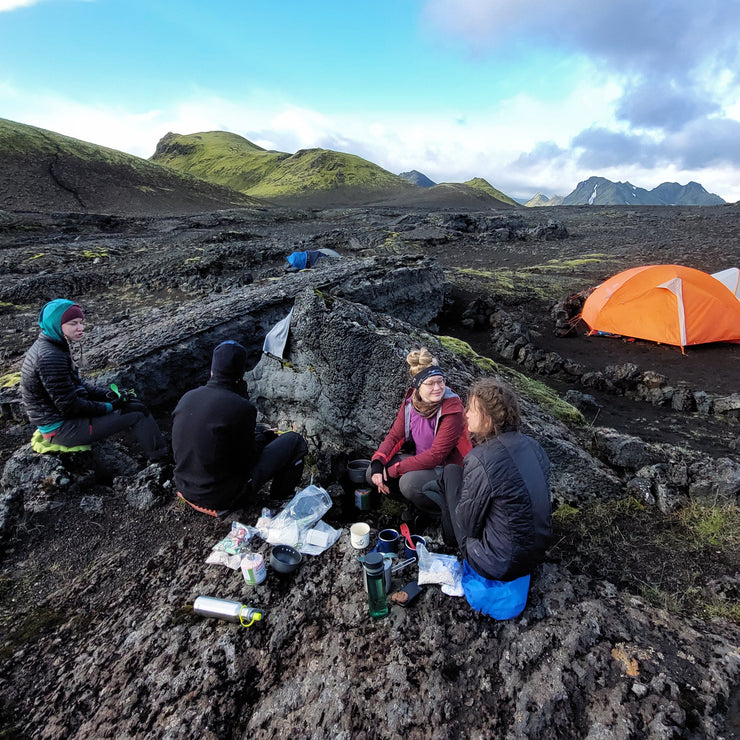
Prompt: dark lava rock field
<box><xmin>0</xmin><ymin>201</ymin><xmax>738</xmax><ymax>739</ymax></box>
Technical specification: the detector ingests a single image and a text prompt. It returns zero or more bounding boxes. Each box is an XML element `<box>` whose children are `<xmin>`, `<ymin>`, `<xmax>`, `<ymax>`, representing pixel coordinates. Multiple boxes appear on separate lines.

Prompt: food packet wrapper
<box><xmin>206</xmin><ymin>521</ymin><xmax>257</xmax><ymax>569</ymax></box>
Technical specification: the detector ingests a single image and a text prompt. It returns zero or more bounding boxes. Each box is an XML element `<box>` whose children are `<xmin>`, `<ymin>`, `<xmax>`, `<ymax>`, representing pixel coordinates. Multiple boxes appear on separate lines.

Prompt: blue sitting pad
<box><xmin>461</xmin><ymin>560</ymin><xmax>530</xmax><ymax>620</ymax></box>
<box><xmin>31</xmin><ymin>429</ymin><xmax>91</xmax><ymax>454</ymax></box>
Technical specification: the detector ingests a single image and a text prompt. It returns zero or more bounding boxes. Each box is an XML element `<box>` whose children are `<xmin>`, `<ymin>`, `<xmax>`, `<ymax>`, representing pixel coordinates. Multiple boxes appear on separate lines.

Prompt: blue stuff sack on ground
<box><xmin>461</xmin><ymin>560</ymin><xmax>530</xmax><ymax>620</ymax></box>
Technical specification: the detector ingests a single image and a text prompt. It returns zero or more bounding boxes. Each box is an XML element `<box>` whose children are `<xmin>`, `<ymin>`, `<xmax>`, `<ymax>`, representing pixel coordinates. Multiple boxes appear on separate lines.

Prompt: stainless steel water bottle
<box><xmin>193</xmin><ymin>596</ymin><xmax>263</xmax><ymax>627</ymax></box>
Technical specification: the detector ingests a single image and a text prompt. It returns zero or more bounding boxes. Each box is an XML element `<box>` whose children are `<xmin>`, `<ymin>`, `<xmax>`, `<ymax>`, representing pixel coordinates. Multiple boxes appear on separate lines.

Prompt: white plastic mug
<box><xmin>350</xmin><ymin>522</ymin><xmax>370</xmax><ymax>549</ymax></box>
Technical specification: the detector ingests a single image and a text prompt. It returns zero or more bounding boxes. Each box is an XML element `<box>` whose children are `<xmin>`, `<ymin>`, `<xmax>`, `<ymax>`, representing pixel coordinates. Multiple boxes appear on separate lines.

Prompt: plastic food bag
<box><xmin>205</xmin><ymin>521</ymin><xmax>258</xmax><ymax>569</ymax></box>
<box><xmin>417</xmin><ymin>542</ymin><xmax>464</xmax><ymax>595</ymax></box>
<box><xmin>261</xmin><ymin>485</ymin><xmax>332</xmax><ymax>547</ymax></box>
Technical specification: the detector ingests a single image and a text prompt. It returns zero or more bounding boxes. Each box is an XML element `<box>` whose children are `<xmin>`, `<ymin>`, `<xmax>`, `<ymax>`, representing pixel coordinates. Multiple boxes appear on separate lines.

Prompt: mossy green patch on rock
<box><xmin>0</xmin><ymin>608</ymin><xmax>69</xmax><ymax>663</ymax></box>
<box><xmin>675</xmin><ymin>502</ymin><xmax>740</xmax><ymax>549</ymax></box>
<box><xmin>451</xmin><ymin>266</ymin><xmax>558</xmax><ymax>302</ymax></box>
<box><xmin>530</xmin><ymin>256</ymin><xmax>607</xmax><ymax>271</ymax></box>
<box><xmin>438</xmin><ymin>335</ymin><xmax>498</xmax><ymax>373</ymax></box>
<box><xmin>0</xmin><ymin>372</ymin><xmax>20</xmax><ymax>388</ymax></box>
<box><xmin>552</xmin><ymin>502</ymin><xmax>580</xmax><ymax>523</ymax></box>
<box><xmin>500</xmin><ymin>366</ymin><xmax>585</xmax><ymax>425</ymax></box>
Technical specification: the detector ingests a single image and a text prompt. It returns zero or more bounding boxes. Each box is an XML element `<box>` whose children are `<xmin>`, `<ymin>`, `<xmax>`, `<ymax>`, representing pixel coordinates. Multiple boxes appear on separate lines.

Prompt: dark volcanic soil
<box><xmin>0</xmin><ymin>200</ymin><xmax>739</xmax><ymax>739</ymax></box>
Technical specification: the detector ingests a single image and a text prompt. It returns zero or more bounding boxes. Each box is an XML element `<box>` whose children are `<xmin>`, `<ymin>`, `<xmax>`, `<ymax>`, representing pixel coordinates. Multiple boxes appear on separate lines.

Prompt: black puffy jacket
<box><xmin>456</xmin><ymin>431</ymin><xmax>552</xmax><ymax>581</ymax></box>
<box><xmin>20</xmin><ymin>334</ymin><xmax>110</xmax><ymax>427</ymax></box>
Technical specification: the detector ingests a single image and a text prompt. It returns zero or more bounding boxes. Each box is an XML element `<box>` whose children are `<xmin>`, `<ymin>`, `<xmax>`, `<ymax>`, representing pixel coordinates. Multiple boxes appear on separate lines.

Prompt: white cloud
<box><xmin>0</xmin><ymin>0</ymin><xmax>90</xmax><ymax>11</ymax></box>
<box><xmin>422</xmin><ymin>0</ymin><xmax>740</xmax><ymax>78</ymax></box>
<box><xmin>0</xmin><ymin>0</ymin><xmax>44</xmax><ymax>10</ymax></box>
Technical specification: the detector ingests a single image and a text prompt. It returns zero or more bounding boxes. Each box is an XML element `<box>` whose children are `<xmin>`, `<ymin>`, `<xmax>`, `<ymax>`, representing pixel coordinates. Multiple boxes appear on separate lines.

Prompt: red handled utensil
<box><xmin>400</xmin><ymin>522</ymin><xmax>416</xmax><ymax>550</ymax></box>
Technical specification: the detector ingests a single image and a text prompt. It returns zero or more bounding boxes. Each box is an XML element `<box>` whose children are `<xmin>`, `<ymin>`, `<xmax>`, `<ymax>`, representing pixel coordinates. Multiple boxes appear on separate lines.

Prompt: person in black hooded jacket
<box><xmin>440</xmin><ymin>377</ymin><xmax>552</xmax><ymax>582</ymax></box>
<box><xmin>171</xmin><ymin>340</ymin><xmax>308</xmax><ymax>511</ymax></box>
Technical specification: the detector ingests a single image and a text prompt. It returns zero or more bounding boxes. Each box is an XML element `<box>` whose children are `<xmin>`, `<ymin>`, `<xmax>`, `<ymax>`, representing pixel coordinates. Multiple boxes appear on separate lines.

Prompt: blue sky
<box><xmin>2</xmin><ymin>0</ymin><xmax>740</xmax><ymax>202</ymax></box>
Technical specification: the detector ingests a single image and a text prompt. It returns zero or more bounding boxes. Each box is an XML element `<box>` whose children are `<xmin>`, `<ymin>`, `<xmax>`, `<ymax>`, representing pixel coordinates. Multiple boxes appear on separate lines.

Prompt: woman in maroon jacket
<box><xmin>367</xmin><ymin>348</ymin><xmax>471</xmax><ymax>528</ymax></box>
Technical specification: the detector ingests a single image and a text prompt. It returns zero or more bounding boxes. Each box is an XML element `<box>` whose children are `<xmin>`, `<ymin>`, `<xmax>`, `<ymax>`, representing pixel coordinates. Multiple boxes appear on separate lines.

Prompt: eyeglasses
<box><xmin>421</xmin><ymin>379</ymin><xmax>446</xmax><ymax>389</ymax></box>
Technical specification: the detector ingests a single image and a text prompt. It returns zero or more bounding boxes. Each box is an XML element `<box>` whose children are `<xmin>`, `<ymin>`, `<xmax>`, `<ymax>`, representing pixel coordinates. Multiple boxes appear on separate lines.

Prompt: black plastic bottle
<box><xmin>363</xmin><ymin>552</ymin><xmax>389</xmax><ymax>619</ymax></box>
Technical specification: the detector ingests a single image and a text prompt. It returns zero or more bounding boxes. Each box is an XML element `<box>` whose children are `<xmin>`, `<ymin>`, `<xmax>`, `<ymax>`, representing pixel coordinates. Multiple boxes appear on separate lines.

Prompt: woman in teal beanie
<box><xmin>20</xmin><ymin>299</ymin><xmax>168</xmax><ymax>461</ymax></box>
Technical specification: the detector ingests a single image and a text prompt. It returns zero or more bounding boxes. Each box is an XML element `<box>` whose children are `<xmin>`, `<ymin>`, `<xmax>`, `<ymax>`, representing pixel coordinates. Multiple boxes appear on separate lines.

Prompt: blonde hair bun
<box><xmin>406</xmin><ymin>347</ymin><xmax>438</xmax><ymax>377</ymax></box>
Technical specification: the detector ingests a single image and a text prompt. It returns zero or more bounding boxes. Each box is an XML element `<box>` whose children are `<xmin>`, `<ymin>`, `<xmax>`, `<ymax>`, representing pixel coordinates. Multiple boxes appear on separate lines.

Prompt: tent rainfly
<box><xmin>712</xmin><ymin>267</ymin><xmax>740</xmax><ymax>299</ymax></box>
<box><xmin>581</xmin><ymin>264</ymin><xmax>740</xmax><ymax>348</ymax></box>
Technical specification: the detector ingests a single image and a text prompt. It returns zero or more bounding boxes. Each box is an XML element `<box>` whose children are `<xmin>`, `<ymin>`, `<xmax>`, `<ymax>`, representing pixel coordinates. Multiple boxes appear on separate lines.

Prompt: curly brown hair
<box><xmin>467</xmin><ymin>378</ymin><xmax>521</xmax><ymax>441</ymax></box>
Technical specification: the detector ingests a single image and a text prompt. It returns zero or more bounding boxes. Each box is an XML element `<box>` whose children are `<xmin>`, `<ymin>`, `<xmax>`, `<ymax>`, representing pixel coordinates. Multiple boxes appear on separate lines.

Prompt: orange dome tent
<box><xmin>581</xmin><ymin>264</ymin><xmax>740</xmax><ymax>348</ymax></box>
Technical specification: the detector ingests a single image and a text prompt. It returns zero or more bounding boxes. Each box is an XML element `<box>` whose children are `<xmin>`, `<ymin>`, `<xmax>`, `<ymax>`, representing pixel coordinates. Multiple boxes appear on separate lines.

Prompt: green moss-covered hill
<box><xmin>0</xmin><ymin>118</ymin><xmax>260</xmax><ymax>214</ymax></box>
<box><xmin>150</xmin><ymin>131</ymin><xmax>416</xmax><ymax>204</ymax></box>
<box><xmin>150</xmin><ymin>130</ymin><xmax>521</xmax><ymax>208</ymax></box>
<box><xmin>463</xmin><ymin>177</ymin><xmax>519</xmax><ymax>206</ymax></box>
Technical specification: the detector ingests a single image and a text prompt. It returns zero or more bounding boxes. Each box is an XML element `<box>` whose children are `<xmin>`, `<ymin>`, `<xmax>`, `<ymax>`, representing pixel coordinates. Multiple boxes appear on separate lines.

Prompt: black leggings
<box><xmin>364</xmin><ymin>454</ymin><xmax>443</xmax><ymax>515</ymax></box>
<box><xmin>440</xmin><ymin>464</ymin><xmax>467</xmax><ymax>549</ymax></box>
<box><xmin>52</xmin><ymin>411</ymin><xmax>167</xmax><ymax>460</ymax></box>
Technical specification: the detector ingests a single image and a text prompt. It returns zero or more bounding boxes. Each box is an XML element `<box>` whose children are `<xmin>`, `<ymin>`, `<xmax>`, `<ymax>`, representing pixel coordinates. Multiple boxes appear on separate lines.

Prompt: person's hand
<box><xmin>110</xmin><ymin>396</ymin><xmax>127</xmax><ymax>412</ymax></box>
<box><xmin>255</xmin><ymin>423</ymin><xmax>278</xmax><ymax>444</ymax></box>
<box><xmin>371</xmin><ymin>470</ymin><xmax>390</xmax><ymax>495</ymax></box>
<box><xmin>122</xmin><ymin>399</ymin><xmax>149</xmax><ymax>416</ymax></box>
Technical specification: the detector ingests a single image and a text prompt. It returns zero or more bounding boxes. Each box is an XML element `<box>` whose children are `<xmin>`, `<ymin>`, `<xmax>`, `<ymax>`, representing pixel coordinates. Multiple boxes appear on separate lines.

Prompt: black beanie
<box><xmin>211</xmin><ymin>341</ymin><xmax>248</xmax><ymax>380</ymax></box>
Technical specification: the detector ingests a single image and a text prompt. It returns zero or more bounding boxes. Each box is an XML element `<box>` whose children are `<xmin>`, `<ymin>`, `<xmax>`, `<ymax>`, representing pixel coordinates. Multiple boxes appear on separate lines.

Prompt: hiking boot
<box><xmin>402</xmin><ymin>505</ymin><xmax>440</xmax><ymax>535</ymax></box>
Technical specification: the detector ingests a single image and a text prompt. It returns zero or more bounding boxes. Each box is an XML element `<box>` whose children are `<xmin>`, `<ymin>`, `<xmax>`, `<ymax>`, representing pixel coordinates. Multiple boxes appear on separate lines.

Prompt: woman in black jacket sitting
<box><xmin>440</xmin><ymin>377</ymin><xmax>552</xmax><ymax>582</ymax></box>
<box><xmin>20</xmin><ymin>299</ymin><xmax>167</xmax><ymax>461</ymax></box>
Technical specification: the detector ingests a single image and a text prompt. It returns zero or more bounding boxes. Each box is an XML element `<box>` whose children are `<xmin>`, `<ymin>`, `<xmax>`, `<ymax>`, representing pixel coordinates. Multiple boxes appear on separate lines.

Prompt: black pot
<box><xmin>270</xmin><ymin>544</ymin><xmax>303</xmax><ymax>574</ymax></box>
<box><xmin>348</xmin><ymin>459</ymin><xmax>370</xmax><ymax>484</ymax></box>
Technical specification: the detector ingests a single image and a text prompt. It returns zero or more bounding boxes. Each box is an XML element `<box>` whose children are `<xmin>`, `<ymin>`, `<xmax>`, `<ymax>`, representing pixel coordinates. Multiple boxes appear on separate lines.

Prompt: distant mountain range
<box><xmin>397</xmin><ymin>171</ymin><xmax>518</xmax><ymax>206</ymax></box>
<box><xmin>527</xmin><ymin>176</ymin><xmax>725</xmax><ymax>207</ymax></box>
<box><xmin>0</xmin><ymin>117</ymin><xmax>729</xmax><ymax>213</ymax></box>
<box><xmin>525</xmin><ymin>193</ymin><xmax>565</xmax><ymax>207</ymax></box>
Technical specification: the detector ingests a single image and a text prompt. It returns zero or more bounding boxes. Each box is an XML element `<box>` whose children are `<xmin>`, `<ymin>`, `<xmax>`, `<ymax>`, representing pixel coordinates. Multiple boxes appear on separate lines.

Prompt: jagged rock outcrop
<box><xmin>246</xmin><ymin>287</ymin><xmax>621</xmax><ymax>506</ymax></box>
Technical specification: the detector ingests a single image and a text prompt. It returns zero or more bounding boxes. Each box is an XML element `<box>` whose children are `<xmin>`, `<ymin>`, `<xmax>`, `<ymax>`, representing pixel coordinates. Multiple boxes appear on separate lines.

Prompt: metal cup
<box><xmin>405</xmin><ymin>535</ymin><xmax>426</xmax><ymax>561</ymax></box>
<box><xmin>377</xmin><ymin>528</ymin><xmax>399</xmax><ymax>554</ymax></box>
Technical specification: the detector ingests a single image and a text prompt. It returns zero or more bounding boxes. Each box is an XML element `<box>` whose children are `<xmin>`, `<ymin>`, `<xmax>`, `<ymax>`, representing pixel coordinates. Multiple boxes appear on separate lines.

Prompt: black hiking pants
<box><xmin>52</xmin><ymin>410</ymin><xmax>168</xmax><ymax>461</ymax></box>
<box><xmin>250</xmin><ymin>431</ymin><xmax>308</xmax><ymax>499</ymax></box>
